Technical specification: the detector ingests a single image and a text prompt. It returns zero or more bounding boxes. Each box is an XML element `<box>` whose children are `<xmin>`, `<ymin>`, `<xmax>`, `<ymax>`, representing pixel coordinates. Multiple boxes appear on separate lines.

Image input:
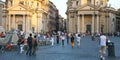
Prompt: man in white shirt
<box><xmin>99</xmin><ymin>33</ymin><xmax>108</xmax><ymax>60</ymax></box>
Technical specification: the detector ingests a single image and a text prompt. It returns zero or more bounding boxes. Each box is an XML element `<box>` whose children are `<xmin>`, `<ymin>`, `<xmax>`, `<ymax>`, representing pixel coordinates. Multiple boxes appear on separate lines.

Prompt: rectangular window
<box><xmin>10</xmin><ymin>1</ymin><xmax>13</xmax><ymax>6</ymax></box>
<box><xmin>76</xmin><ymin>1</ymin><xmax>78</xmax><ymax>6</ymax></box>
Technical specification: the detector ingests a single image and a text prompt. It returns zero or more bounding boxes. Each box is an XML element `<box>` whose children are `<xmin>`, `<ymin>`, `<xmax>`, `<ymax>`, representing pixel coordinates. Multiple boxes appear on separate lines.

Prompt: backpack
<box><xmin>27</xmin><ymin>37</ymin><xmax>32</xmax><ymax>44</ymax></box>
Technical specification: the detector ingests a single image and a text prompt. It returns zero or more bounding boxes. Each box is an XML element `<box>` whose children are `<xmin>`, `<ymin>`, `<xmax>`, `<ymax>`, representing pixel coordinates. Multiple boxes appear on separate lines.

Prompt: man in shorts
<box><xmin>99</xmin><ymin>33</ymin><xmax>108</xmax><ymax>60</ymax></box>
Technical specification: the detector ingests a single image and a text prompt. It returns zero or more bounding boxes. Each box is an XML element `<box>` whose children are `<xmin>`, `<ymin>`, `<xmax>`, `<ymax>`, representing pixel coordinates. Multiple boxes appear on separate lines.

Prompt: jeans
<box><xmin>26</xmin><ymin>45</ymin><xmax>32</xmax><ymax>56</ymax></box>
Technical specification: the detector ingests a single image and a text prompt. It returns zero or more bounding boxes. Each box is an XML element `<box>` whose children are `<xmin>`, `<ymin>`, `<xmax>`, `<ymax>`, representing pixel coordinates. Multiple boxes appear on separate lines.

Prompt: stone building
<box><xmin>47</xmin><ymin>1</ymin><xmax>59</xmax><ymax>32</ymax></box>
<box><xmin>66</xmin><ymin>0</ymin><xmax>116</xmax><ymax>33</ymax></box>
<box><xmin>3</xmin><ymin>0</ymin><xmax>49</xmax><ymax>33</ymax></box>
<box><xmin>0</xmin><ymin>0</ymin><xmax>4</xmax><ymax>32</ymax></box>
<box><xmin>0</xmin><ymin>0</ymin><xmax>4</xmax><ymax>26</ymax></box>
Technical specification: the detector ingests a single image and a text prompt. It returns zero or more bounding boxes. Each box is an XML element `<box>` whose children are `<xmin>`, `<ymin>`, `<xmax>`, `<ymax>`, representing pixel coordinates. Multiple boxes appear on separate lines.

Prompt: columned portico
<box><xmin>66</xmin><ymin>0</ymin><xmax>115</xmax><ymax>34</ymax></box>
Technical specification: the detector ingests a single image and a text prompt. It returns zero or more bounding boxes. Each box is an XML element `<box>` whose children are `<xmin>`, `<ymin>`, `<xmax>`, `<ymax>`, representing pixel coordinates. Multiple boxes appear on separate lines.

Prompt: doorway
<box><xmin>18</xmin><ymin>24</ymin><xmax>22</xmax><ymax>30</ymax></box>
<box><xmin>86</xmin><ymin>25</ymin><xmax>91</xmax><ymax>34</ymax></box>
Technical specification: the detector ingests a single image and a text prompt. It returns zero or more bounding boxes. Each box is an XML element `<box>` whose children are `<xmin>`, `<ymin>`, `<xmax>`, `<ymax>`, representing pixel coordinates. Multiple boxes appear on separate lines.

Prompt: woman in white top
<box><xmin>77</xmin><ymin>34</ymin><xmax>81</xmax><ymax>47</ymax></box>
<box><xmin>51</xmin><ymin>35</ymin><xmax>54</xmax><ymax>46</ymax></box>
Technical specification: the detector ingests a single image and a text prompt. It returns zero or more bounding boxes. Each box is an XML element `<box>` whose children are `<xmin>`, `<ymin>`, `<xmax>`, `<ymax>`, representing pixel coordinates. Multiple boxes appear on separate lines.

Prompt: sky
<box><xmin>2</xmin><ymin>0</ymin><xmax>120</xmax><ymax>18</ymax></box>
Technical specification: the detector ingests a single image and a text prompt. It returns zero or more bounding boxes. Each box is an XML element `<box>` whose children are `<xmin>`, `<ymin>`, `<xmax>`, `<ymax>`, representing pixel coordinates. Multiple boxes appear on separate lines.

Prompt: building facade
<box><xmin>47</xmin><ymin>1</ymin><xmax>59</xmax><ymax>32</ymax></box>
<box><xmin>66</xmin><ymin>0</ymin><xmax>116</xmax><ymax>33</ymax></box>
<box><xmin>0</xmin><ymin>0</ymin><xmax>4</xmax><ymax>26</ymax></box>
<box><xmin>2</xmin><ymin>0</ymin><xmax>49</xmax><ymax>33</ymax></box>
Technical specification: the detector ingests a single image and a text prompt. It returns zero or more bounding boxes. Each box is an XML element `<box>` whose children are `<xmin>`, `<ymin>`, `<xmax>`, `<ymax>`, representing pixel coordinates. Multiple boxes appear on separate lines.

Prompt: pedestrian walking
<box><xmin>61</xmin><ymin>34</ymin><xmax>65</xmax><ymax>46</ymax></box>
<box><xmin>98</xmin><ymin>33</ymin><xmax>108</xmax><ymax>60</ymax></box>
<box><xmin>91</xmin><ymin>34</ymin><xmax>95</xmax><ymax>41</ymax></box>
<box><xmin>71</xmin><ymin>34</ymin><xmax>75</xmax><ymax>48</ymax></box>
<box><xmin>17</xmin><ymin>37</ymin><xmax>24</xmax><ymax>53</ymax></box>
<box><xmin>56</xmin><ymin>33</ymin><xmax>59</xmax><ymax>44</ymax></box>
<box><xmin>50</xmin><ymin>35</ymin><xmax>54</xmax><ymax>46</ymax></box>
<box><xmin>77</xmin><ymin>34</ymin><xmax>81</xmax><ymax>47</ymax></box>
<box><xmin>66</xmin><ymin>33</ymin><xmax>69</xmax><ymax>44</ymax></box>
<box><xmin>32</xmin><ymin>35</ymin><xmax>38</xmax><ymax>56</ymax></box>
<box><xmin>26</xmin><ymin>33</ymin><xmax>33</xmax><ymax>56</ymax></box>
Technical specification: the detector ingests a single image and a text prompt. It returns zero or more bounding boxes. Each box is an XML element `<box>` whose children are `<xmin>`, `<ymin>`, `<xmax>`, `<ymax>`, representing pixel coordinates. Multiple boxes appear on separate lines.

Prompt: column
<box><xmin>96</xmin><ymin>15</ymin><xmax>99</xmax><ymax>33</ymax></box>
<box><xmin>13</xmin><ymin>15</ymin><xmax>15</xmax><ymax>29</ymax></box>
<box><xmin>23</xmin><ymin>15</ymin><xmax>25</xmax><ymax>31</ymax></box>
<box><xmin>40</xmin><ymin>13</ymin><xmax>43</xmax><ymax>33</ymax></box>
<box><xmin>37</xmin><ymin>15</ymin><xmax>38</xmax><ymax>33</ymax></box>
<box><xmin>82</xmin><ymin>14</ymin><xmax>84</xmax><ymax>33</ymax></box>
<box><xmin>8</xmin><ymin>14</ymin><xmax>11</xmax><ymax>31</ymax></box>
<box><xmin>26</xmin><ymin>15</ymin><xmax>28</xmax><ymax>32</ymax></box>
<box><xmin>92</xmin><ymin>14</ymin><xmax>95</xmax><ymax>33</ymax></box>
<box><xmin>77</xmin><ymin>14</ymin><xmax>80</xmax><ymax>33</ymax></box>
<box><xmin>107</xmin><ymin>15</ymin><xmax>109</xmax><ymax>33</ymax></box>
<box><xmin>37</xmin><ymin>15</ymin><xmax>41</xmax><ymax>33</ymax></box>
<box><xmin>11</xmin><ymin>15</ymin><xmax>13</xmax><ymax>29</ymax></box>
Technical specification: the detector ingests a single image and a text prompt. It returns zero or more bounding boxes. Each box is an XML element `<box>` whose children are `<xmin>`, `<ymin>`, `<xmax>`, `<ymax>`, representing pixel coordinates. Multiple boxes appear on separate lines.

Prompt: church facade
<box><xmin>3</xmin><ymin>0</ymin><xmax>49</xmax><ymax>33</ymax></box>
<box><xmin>66</xmin><ymin>0</ymin><xmax>116</xmax><ymax>33</ymax></box>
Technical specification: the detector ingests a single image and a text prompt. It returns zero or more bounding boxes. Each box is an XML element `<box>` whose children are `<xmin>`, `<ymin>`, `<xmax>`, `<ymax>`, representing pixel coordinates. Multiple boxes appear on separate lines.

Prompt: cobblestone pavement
<box><xmin>0</xmin><ymin>36</ymin><xmax>120</xmax><ymax>60</ymax></box>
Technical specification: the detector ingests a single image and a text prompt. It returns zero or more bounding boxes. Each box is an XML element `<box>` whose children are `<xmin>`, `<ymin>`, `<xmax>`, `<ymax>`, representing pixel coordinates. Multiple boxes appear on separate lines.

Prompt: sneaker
<box><xmin>100</xmin><ymin>56</ymin><xmax>104</xmax><ymax>60</ymax></box>
<box><xmin>102</xmin><ymin>57</ymin><xmax>105</xmax><ymax>60</ymax></box>
<box><xmin>100</xmin><ymin>56</ymin><xmax>103</xmax><ymax>60</ymax></box>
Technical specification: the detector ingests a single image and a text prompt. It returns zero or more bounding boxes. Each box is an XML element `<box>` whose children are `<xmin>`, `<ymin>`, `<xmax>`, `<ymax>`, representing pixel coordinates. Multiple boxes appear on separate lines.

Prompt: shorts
<box><xmin>100</xmin><ymin>46</ymin><xmax>106</xmax><ymax>54</ymax></box>
<box><xmin>71</xmin><ymin>41</ymin><xmax>74</xmax><ymax>47</ymax></box>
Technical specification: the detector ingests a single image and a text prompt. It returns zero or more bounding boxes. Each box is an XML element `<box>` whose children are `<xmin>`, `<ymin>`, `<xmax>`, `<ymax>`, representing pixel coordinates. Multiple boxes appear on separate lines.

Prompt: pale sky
<box><xmin>2</xmin><ymin>0</ymin><xmax>120</xmax><ymax>18</ymax></box>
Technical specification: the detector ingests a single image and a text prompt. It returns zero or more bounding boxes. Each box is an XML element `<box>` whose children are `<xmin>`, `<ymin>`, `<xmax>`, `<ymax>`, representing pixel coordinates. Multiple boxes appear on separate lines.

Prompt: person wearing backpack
<box><xmin>32</xmin><ymin>35</ymin><xmax>38</xmax><ymax>55</ymax></box>
<box><xmin>26</xmin><ymin>33</ymin><xmax>33</xmax><ymax>56</ymax></box>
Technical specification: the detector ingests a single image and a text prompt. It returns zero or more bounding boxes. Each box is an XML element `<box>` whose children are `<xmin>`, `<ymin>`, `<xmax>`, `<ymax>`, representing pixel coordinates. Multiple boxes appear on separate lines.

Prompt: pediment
<box><xmin>8</xmin><ymin>4</ymin><xmax>29</xmax><ymax>11</ymax></box>
<box><xmin>77</xmin><ymin>4</ymin><xmax>95</xmax><ymax>10</ymax></box>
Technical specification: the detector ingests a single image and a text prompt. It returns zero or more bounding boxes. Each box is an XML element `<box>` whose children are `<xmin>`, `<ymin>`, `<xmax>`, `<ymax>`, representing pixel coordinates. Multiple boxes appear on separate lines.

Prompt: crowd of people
<box><xmin>0</xmin><ymin>30</ymin><xmax>119</xmax><ymax>60</ymax></box>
